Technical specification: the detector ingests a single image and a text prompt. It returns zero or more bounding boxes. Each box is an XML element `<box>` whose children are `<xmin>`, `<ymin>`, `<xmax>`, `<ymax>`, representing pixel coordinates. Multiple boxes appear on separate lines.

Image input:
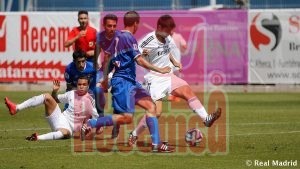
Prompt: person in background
<box><xmin>64</xmin><ymin>50</ymin><xmax>105</xmax><ymax>121</ymax></box>
<box><xmin>64</xmin><ymin>10</ymin><xmax>97</xmax><ymax>63</ymax></box>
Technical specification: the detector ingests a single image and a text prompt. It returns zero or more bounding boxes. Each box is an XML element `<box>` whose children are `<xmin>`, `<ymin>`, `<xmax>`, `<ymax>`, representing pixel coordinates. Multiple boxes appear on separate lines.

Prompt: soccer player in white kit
<box><xmin>4</xmin><ymin>76</ymin><xmax>99</xmax><ymax>141</ymax></box>
<box><xmin>128</xmin><ymin>15</ymin><xmax>221</xmax><ymax>145</ymax></box>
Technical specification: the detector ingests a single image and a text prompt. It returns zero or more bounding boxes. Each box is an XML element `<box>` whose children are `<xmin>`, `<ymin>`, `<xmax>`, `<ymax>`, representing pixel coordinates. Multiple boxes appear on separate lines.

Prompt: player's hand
<box><xmin>159</xmin><ymin>66</ymin><xmax>171</xmax><ymax>74</ymax></box>
<box><xmin>52</xmin><ymin>79</ymin><xmax>60</xmax><ymax>92</ymax></box>
<box><xmin>142</xmin><ymin>49</ymin><xmax>150</xmax><ymax>57</ymax></box>
<box><xmin>174</xmin><ymin>63</ymin><xmax>183</xmax><ymax>72</ymax></box>
<box><xmin>77</xmin><ymin>30</ymin><xmax>86</xmax><ymax>38</ymax></box>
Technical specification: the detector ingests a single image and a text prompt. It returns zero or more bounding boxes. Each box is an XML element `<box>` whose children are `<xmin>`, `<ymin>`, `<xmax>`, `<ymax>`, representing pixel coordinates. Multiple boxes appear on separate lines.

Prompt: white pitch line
<box><xmin>231</xmin><ymin>122</ymin><xmax>300</xmax><ymax>126</ymax></box>
<box><xmin>0</xmin><ymin>145</ymin><xmax>70</xmax><ymax>151</ymax></box>
<box><xmin>234</xmin><ymin>130</ymin><xmax>300</xmax><ymax>136</ymax></box>
<box><xmin>0</xmin><ymin>128</ymin><xmax>50</xmax><ymax>132</ymax></box>
<box><xmin>0</xmin><ymin>122</ymin><xmax>299</xmax><ymax>132</ymax></box>
<box><xmin>0</xmin><ymin>131</ymin><xmax>299</xmax><ymax>151</ymax></box>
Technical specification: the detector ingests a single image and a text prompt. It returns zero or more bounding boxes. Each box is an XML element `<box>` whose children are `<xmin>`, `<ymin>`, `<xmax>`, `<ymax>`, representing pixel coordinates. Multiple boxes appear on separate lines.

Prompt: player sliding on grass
<box><xmin>128</xmin><ymin>14</ymin><xmax>221</xmax><ymax>146</ymax></box>
<box><xmin>80</xmin><ymin>11</ymin><xmax>174</xmax><ymax>153</ymax></box>
<box><xmin>4</xmin><ymin>76</ymin><xmax>98</xmax><ymax>141</ymax></box>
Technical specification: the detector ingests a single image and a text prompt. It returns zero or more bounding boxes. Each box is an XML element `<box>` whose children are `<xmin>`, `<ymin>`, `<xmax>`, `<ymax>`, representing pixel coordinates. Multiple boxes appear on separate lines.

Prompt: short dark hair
<box><xmin>78</xmin><ymin>10</ymin><xmax>88</xmax><ymax>16</ymax></box>
<box><xmin>72</xmin><ymin>50</ymin><xmax>86</xmax><ymax>60</ymax></box>
<box><xmin>124</xmin><ymin>11</ymin><xmax>140</xmax><ymax>27</ymax></box>
<box><xmin>157</xmin><ymin>14</ymin><xmax>176</xmax><ymax>29</ymax></box>
<box><xmin>103</xmin><ymin>13</ymin><xmax>118</xmax><ymax>25</ymax></box>
<box><xmin>78</xmin><ymin>75</ymin><xmax>90</xmax><ymax>84</ymax></box>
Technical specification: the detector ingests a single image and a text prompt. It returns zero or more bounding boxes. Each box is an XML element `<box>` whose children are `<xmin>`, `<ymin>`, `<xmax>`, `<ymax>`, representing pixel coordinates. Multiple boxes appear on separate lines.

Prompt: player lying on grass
<box><xmin>128</xmin><ymin>14</ymin><xmax>221</xmax><ymax>146</ymax></box>
<box><xmin>4</xmin><ymin>76</ymin><xmax>98</xmax><ymax>141</ymax></box>
<box><xmin>81</xmin><ymin>11</ymin><xmax>174</xmax><ymax>153</ymax></box>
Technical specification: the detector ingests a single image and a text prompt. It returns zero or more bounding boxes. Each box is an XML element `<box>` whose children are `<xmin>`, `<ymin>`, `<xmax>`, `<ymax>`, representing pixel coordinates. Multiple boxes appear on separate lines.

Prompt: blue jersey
<box><xmin>96</xmin><ymin>30</ymin><xmax>120</xmax><ymax>72</ymax></box>
<box><xmin>64</xmin><ymin>61</ymin><xmax>101</xmax><ymax>92</ymax></box>
<box><xmin>106</xmin><ymin>30</ymin><xmax>140</xmax><ymax>82</ymax></box>
<box><xmin>96</xmin><ymin>30</ymin><xmax>120</xmax><ymax>51</ymax></box>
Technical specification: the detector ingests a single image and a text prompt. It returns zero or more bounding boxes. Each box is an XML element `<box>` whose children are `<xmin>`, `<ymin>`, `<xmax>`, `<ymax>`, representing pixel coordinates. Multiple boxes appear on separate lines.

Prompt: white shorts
<box><xmin>46</xmin><ymin>105</ymin><xmax>73</xmax><ymax>135</ymax></box>
<box><xmin>144</xmin><ymin>72</ymin><xmax>188</xmax><ymax>101</ymax></box>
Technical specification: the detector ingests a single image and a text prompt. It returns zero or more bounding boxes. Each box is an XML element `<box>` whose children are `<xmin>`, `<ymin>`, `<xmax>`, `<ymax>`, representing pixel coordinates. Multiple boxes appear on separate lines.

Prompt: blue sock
<box><xmin>94</xmin><ymin>86</ymin><xmax>105</xmax><ymax>117</ymax></box>
<box><xmin>88</xmin><ymin>118</ymin><xmax>97</xmax><ymax>128</ymax></box>
<box><xmin>89</xmin><ymin>115</ymin><xmax>114</xmax><ymax>129</ymax></box>
<box><xmin>146</xmin><ymin>116</ymin><xmax>160</xmax><ymax>145</ymax></box>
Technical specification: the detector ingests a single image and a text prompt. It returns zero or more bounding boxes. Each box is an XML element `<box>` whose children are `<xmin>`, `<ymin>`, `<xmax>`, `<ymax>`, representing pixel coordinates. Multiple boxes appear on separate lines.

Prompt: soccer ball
<box><xmin>185</xmin><ymin>128</ymin><xmax>203</xmax><ymax>146</ymax></box>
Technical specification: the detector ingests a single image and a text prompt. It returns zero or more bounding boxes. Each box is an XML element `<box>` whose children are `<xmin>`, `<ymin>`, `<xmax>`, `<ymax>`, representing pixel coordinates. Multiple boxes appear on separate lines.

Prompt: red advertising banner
<box><xmin>0</xmin><ymin>12</ymin><xmax>100</xmax><ymax>82</ymax></box>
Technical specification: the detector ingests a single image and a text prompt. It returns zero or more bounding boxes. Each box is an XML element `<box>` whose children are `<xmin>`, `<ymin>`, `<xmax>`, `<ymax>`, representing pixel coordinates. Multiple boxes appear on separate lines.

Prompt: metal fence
<box><xmin>1</xmin><ymin>0</ymin><xmax>300</xmax><ymax>11</ymax></box>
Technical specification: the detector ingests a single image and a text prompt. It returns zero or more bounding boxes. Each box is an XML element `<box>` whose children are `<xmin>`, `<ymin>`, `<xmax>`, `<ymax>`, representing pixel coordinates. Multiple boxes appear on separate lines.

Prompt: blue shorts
<box><xmin>111</xmin><ymin>77</ymin><xmax>150</xmax><ymax>114</ymax></box>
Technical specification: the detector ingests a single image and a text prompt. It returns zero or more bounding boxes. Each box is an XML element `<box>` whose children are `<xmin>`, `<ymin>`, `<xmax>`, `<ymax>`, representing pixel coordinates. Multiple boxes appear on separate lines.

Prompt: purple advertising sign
<box><xmin>203</xmin><ymin>10</ymin><xmax>248</xmax><ymax>85</ymax></box>
<box><xmin>100</xmin><ymin>10</ymin><xmax>248</xmax><ymax>84</ymax></box>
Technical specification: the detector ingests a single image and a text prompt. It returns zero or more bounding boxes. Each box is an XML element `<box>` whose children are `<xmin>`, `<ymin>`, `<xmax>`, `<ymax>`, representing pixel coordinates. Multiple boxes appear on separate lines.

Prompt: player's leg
<box><xmin>81</xmin><ymin>113</ymin><xmax>132</xmax><ymax>140</ymax></box>
<box><xmin>129</xmin><ymin>75</ymin><xmax>169</xmax><ymax>145</ymax></box>
<box><xmin>130</xmin><ymin>99</ymin><xmax>163</xmax><ymax>142</ymax></box>
<box><xmin>134</xmin><ymin>86</ymin><xmax>173</xmax><ymax>152</ymax></box>
<box><xmin>135</xmin><ymin>95</ymin><xmax>159</xmax><ymax>143</ymax></box>
<box><xmin>171</xmin><ymin>76</ymin><xmax>221</xmax><ymax>127</ymax></box>
<box><xmin>27</xmin><ymin>129</ymin><xmax>68</xmax><ymax>141</ymax></box>
<box><xmin>111</xmin><ymin>123</ymin><xmax>120</xmax><ymax>139</ymax></box>
<box><xmin>135</xmin><ymin>96</ymin><xmax>173</xmax><ymax>152</ymax></box>
<box><xmin>26</xmin><ymin>104</ymin><xmax>72</xmax><ymax>141</ymax></box>
<box><xmin>5</xmin><ymin>94</ymin><xmax>46</xmax><ymax>115</ymax></box>
<box><xmin>93</xmin><ymin>86</ymin><xmax>106</xmax><ymax>134</ymax></box>
<box><xmin>129</xmin><ymin>96</ymin><xmax>155</xmax><ymax>146</ymax></box>
<box><xmin>81</xmin><ymin>77</ymin><xmax>134</xmax><ymax>140</ymax></box>
<box><xmin>109</xmin><ymin>77</ymin><xmax>133</xmax><ymax>138</ymax></box>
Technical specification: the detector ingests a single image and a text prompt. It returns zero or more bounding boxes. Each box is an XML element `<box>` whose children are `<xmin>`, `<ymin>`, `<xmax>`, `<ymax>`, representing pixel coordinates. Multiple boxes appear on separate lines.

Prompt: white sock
<box><xmin>187</xmin><ymin>97</ymin><xmax>208</xmax><ymax>122</ymax></box>
<box><xmin>16</xmin><ymin>94</ymin><xmax>45</xmax><ymax>111</ymax></box>
<box><xmin>194</xmin><ymin>107</ymin><xmax>208</xmax><ymax>122</ymax></box>
<box><xmin>37</xmin><ymin>131</ymin><xmax>64</xmax><ymax>140</ymax></box>
<box><xmin>132</xmin><ymin>115</ymin><xmax>147</xmax><ymax>136</ymax></box>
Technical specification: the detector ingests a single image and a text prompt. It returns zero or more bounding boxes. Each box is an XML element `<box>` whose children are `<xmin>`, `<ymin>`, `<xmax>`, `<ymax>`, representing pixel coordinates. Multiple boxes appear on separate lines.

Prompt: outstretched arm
<box><xmin>51</xmin><ymin>79</ymin><xmax>61</xmax><ymax>103</ymax></box>
<box><xmin>135</xmin><ymin>55</ymin><xmax>171</xmax><ymax>74</ymax></box>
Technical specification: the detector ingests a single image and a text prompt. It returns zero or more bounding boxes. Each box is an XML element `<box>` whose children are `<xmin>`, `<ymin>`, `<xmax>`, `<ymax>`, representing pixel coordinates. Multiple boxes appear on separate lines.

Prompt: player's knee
<box><xmin>181</xmin><ymin>87</ymin><xmax>195</xmax><ymax>100</ymax></box>
<box><xmin>126</xmin><ymin>117</ymin><xmax>133</xmax><ymax>124</ymax></box>
<box><xmin>155</xmin><ymin>108</ymin><xmax>162</xmax><ymax>117</ymax></box>
<box><xmin>60</xmin><ymin>129</ymin><xmax>71</xmax><ymax>138</ymax></box>
<box><xmin>147</xmin><ymin>104</ymin><xmax>156</xmax><ymax>115</ymax></box>
<box><xmin>123</xmin><ymin>115</ymin><xmax>133</xmax><ymax>124</ymax></box>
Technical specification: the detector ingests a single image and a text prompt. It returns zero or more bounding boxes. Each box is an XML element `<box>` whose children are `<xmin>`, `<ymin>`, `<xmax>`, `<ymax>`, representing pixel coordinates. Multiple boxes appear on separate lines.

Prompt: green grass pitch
<box><xmin>0</xmin><ymin>91</ymin><xmax>299</xmax><ymax>169</ymax></box>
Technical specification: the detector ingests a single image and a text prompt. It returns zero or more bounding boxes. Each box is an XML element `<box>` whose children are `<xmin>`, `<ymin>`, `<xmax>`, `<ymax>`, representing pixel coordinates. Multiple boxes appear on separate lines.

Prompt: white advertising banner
<box><xmin>0</xmin><ymin>12</ymin><xmax>100</xmax><ymax>82</ymax></box>
<box><xmin>249</xmin><ymin>9</ymin><xmax>300</xmax><ymax>84</ymax></box>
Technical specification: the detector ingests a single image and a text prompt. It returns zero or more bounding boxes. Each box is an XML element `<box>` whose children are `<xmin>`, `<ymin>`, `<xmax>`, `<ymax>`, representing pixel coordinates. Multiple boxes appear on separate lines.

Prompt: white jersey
<box><xmin>138</xmin><ymin>31</ymin><xmax>177</xmax><ymax>74</ymax></box>
<box><xmin>138</xmin><ymin>32</ymin><xmax>189</xmax><ymax>101</ymax></box>
<box><xmin>58</xmin><ymin>90</ymin><xmax>98</xmax><ymax>132</ymax></box>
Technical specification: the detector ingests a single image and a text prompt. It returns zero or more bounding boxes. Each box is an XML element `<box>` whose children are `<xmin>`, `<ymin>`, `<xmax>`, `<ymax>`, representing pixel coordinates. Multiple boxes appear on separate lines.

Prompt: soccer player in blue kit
<box><xmin>65</xmin><ymin>50</ymin><xmax>105</xmax><ymax>118</ymax></box>
<box><xmin>81</xmin><ymin>11</ymin><xmax>174</xmax><ymax>152</ymax></box>
<box><xmin>94</xmin><ymin>14</ymin><xmax>121</xmax><ymax>138</ymax></box>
